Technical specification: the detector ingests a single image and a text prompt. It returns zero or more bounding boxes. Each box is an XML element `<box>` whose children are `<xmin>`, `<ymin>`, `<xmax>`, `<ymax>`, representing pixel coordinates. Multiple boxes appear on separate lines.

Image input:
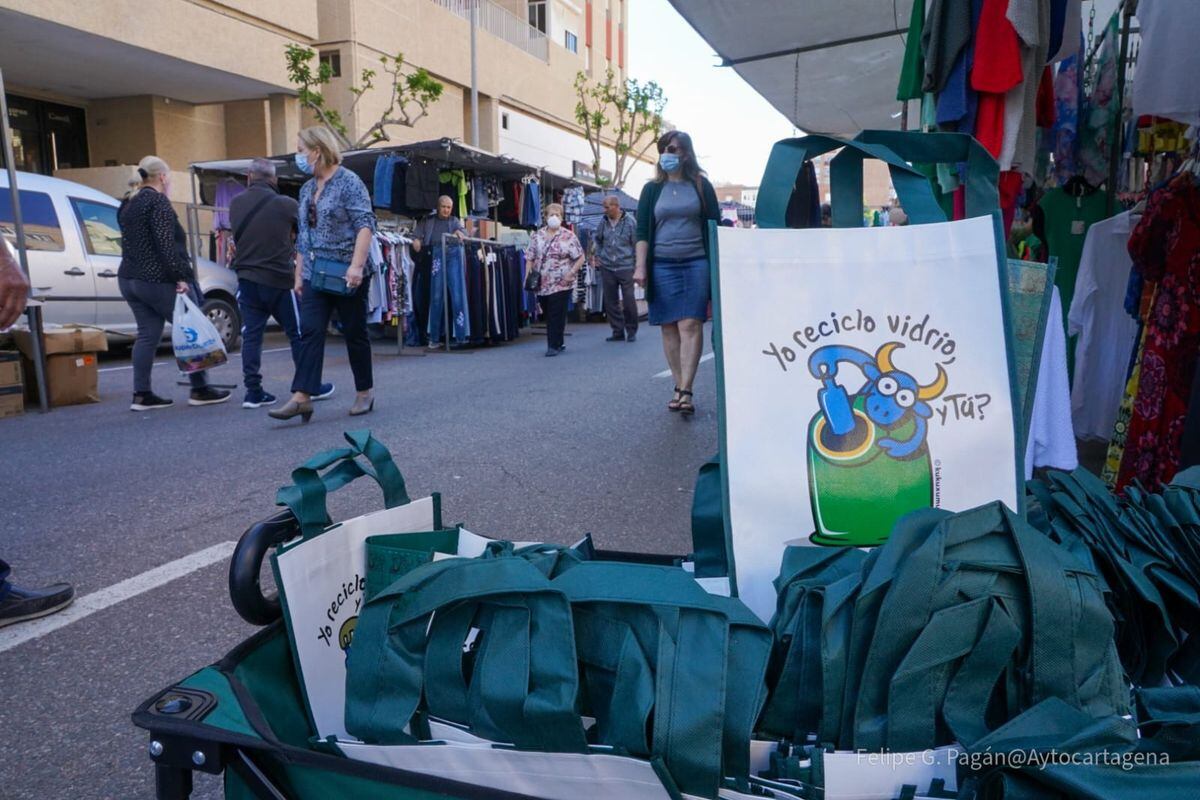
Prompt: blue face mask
<box><xmin>659</xmin><ymin>153</ymin><xmax>681</xmax><ymax>173</ymax></box>
<box><xmin>295</xmin><ymin>151</ymin><xmax>314</xmax><ymax>175</ymax></box>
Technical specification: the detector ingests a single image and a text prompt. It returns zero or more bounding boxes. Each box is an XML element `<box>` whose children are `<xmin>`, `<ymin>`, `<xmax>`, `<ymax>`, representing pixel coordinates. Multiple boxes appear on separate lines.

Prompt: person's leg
<box><xmin>601</xmin><ymin>268</ymin><xmax>624</xmax><ymax>337</ymax></box>
<box><xmin>549</xmin><ymin>290</ymin><xmax>570</xmax><ymax>350</ymax></box>
<box><xmin>119</xmin><ymin>278</ymin><xmax>168</xmax><ymax>396</ymax></box>
<box><xmin>336</xmin><ymin>282</ymin><xmax>374</xmax><ymax>392</ymax></box>
<box><xmin>140</xmin><ymin>282</ymin><xmax>211</xmax><ymax>390</ymax></box>
<box><xmin>678</xmin><ymin>317</ymin><xmax>706</xmax><ymax>392</ymax></box>
<box><xmin>237</xmin><ymin>279</ymin><xmax>269</xmax><ymax>392</ymax></box>
<box><xmin>618</xmin><ymin>269</ymin><xmax>638</xmax><ymax>337</ymax></box>
<box><xmin>291</xmin><ymin>284</ymin><xmax>333</xmax><ymax>396</ymax></box>
<box><xmin>273</xmin><ymin>287</ymin><xmax>303</xmax><ymax>369</ymax></box>
<box><xmin>660</xmin><ymin>321</ymin><xmax>683</xmax><ymax>387</ymax></box>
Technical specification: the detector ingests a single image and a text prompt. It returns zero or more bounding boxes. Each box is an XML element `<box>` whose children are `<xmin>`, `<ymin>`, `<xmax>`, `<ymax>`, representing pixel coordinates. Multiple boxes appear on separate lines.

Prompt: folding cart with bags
<box><xmin>133</xmin><ymin>431</ymin><xmax>789</xmax><ymax>800</ymax></box>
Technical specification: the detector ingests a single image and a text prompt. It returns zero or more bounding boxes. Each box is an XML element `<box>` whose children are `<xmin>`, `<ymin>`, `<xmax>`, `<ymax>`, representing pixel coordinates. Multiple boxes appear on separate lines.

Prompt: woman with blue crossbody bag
<box><xmin>271</xmin><ymin>127</ymin><xmax>377</xmax><ymax>423</ymax></box>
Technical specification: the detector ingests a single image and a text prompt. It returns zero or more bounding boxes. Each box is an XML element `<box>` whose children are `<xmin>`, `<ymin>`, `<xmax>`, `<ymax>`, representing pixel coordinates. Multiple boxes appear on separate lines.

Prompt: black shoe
<box><xmin>0</xmin><ymin>581</ymin><xmax>75</xmax><ymax>628</ymax></box>
<box><xmin>627</xmin><ymin>333</ymin><xmax>637</xmax><ymax>343</ymax></box>
<box><xmin>189</xmin><ymin>387</ymin><xmax>232</xmax><ymax>406</ymax></box>
<box><xmin>606</xmin><ymin>334</ymin><xmax>626</xmax><ymax>342</ymax></box>
<box><xmin>545</xmin><ymin>348</ymin><xmax>560</xmax><ymax>357</ymax></box>
<box><xmin>131</xmin><ymin>392</ymin><xmax>174</xmax><ymax>412</ymax></box>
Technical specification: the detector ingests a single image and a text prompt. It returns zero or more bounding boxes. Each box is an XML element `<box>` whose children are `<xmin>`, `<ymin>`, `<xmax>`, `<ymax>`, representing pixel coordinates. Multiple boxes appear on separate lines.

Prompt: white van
<box><xmin>1</xmin><ymin>171</ymin><xmax>241</xmax><ymax>349</ymax></box>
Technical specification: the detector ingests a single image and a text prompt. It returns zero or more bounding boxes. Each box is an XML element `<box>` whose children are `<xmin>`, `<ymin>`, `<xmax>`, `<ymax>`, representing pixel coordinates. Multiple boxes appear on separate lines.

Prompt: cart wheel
<box><xmin>228</xmin><ymin>509</ymin><xmax>298</xmax><ymax>625</ymax></box>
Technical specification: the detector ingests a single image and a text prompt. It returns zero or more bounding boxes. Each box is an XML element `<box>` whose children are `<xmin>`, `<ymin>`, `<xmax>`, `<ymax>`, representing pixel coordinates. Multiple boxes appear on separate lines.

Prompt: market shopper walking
<box><xmin>229</xmin><ymin>158</ymin><xmax>333</xmax><ymax>409</ymax></box>
<box><xmin>270</xmin><ymin>127</ymin><xmax>376</xmax><ymax>423</ymax></box>
<box><xmin>117</xmin><ymin>156</ymin><xmax>231</xmax><ymax>411</ymax></box>
<box><xmin>593</xmin><ymin>195</ymin><xmax>639</xmax><ymax>342</ymax></box>
<box><xmin>525</xmin><ymin>202</ymin><xmax>585</xmax><ymax>357</ymax></box>
<box><xmin>634</xmin><ymin>131</ymin><xmax>720</xmax><ymax>415</ymax></box>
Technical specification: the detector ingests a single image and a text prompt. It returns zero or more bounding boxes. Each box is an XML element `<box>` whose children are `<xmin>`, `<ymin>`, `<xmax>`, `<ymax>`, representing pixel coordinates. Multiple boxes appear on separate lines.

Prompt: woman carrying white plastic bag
<box><xmin>172</xmin><ymin>293</ymin><xmax>228</xmax><ymax>373</ymax></box>
<box><xmin>117</xmin><ymin>155</ymin><xmax>231</xmax><ymax>411</ymax></box>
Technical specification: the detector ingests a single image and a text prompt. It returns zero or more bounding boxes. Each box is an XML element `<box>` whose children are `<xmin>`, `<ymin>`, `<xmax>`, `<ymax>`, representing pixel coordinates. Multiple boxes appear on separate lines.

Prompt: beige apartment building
<box><xmin>0</xmin><ymin>0</ymin><xmax>639</xmax><ymax>196</ymax></box>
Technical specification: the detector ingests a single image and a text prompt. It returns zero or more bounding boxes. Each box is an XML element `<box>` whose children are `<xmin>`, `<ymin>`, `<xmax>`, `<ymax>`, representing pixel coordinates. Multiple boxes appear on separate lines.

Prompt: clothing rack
<box><xmin>435</xmin><ymin>232</ymin><xmax>518</xmax><ymax>354</ymax></box>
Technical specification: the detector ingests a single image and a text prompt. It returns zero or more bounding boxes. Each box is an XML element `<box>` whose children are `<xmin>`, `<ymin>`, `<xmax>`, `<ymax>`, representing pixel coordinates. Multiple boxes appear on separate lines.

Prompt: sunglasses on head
<box><xmin>307</xmin><ymin>202</ymin><xmax>318</xmax><ymax>228</ymax></box>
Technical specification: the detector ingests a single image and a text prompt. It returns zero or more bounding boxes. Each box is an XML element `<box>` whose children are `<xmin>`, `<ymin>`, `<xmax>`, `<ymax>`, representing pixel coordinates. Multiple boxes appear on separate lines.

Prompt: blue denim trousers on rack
<box><xmin>427</xmin><ymin>244</ymin><xmax>469</xmax><ymax>344</ymax></box>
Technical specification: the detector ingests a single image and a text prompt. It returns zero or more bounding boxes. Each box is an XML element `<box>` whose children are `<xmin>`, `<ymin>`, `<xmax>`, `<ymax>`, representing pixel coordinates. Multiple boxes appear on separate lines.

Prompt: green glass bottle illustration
<box><xmin>805</xmin><ymin>342</ymin><xmax>948</xmax><ymax>547</ymax></box>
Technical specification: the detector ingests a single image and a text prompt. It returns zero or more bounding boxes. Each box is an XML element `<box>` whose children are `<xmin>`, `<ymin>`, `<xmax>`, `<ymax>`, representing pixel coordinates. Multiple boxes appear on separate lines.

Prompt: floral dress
<box><xmin>525</xmin><ymin>228</ymin><xmax>583</xmax><ymax>297</ymax></box>
<box><xmin>1116</xmin><ymin>175</ymin><xmax>1200</xmax><ymax>491</ymax></box>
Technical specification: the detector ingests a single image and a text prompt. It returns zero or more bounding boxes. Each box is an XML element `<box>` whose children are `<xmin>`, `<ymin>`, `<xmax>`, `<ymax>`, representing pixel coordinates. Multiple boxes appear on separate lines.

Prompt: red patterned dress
<box><xmin>1117</xmin><ymin>175</ymin><xmax>1200</xmax><ymax>491</ymax></box>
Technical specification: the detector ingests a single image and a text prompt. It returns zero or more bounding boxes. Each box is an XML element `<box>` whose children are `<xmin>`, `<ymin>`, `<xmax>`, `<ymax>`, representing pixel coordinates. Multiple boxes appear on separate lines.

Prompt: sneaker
<box><xmin>312</xmin><ymin>382</ymin><xmax>336</xmax><ymax>401</ymax></box>
<box><xmin>188</xmin><ymin>387</ymin><xmax>232</xmax><ymax>406</ymax></box>
<box><xmin>242</xmin><ymin>389</ymin><xmax>277</xmax><ymax>409</ymax></box>
<box><xmin>627</xmin><ymin>333</ymin><xmax>637</xmax><ymax>343</ymax></box>
<box><xmin>544</xmin><ymin>348</ymin><xmax>560</xmax><ymax>357</ymax></box>
<box><xmin>131</xmin><ymin>392</ymin><xmax>174</xmax><ymax>412</ymax></box>
<box><xmin>0</xmin><ymin>581</ymin><xmax>75</xmax><ymax>628</ymax></box>
<box><xmin>558</xmin><ymin>345</ymin><xmax>567</xmax><ymax>352</ymax></box>
<box><xmin>605</xmin><ymin>334</ymin><xmax>626</xmax><ymax>342</ymax></box>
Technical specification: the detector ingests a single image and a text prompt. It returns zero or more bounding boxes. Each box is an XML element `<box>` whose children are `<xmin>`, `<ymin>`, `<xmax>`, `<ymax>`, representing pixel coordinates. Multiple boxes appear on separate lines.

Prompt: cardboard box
<box><xmin>0</xmin><ymin>351</ymin><xmax>20</xmax><ymax>387</ymax></box>
<box><xmin>11</xmin><ymin>324</ymin><xmax>108</xmax><ymax>358</ymax></box>
<box><xmin>0</xmin><ymin>385</ymin><xmax>23</xmax><ymax>419</ymax></box>
<box><xmin>23</xmin><ymin>352</ymin><xmax>99</xmax><ymax>407</ymax></box>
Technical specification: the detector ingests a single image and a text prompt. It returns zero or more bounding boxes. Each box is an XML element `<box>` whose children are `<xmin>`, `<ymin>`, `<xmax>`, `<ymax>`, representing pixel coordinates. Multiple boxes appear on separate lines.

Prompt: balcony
<box><xmin>432</xmin><ymin>0</ymin><xmax>550</xmax><ymax>62</ymax></box>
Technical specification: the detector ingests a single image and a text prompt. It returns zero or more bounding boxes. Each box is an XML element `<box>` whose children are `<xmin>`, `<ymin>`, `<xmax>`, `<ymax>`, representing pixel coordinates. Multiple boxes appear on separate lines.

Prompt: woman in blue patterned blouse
<box><xmin>270</xmin><ymin>127</ymin><xmax>376</xmax><ymax>423</ymax></box>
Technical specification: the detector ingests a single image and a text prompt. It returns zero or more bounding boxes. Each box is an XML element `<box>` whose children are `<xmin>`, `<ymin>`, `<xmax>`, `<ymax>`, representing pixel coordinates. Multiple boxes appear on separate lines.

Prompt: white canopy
<box><xmin>668</xmin><ymin>0</ymin><xmax>918</xmax><ymax>136</ymax></box>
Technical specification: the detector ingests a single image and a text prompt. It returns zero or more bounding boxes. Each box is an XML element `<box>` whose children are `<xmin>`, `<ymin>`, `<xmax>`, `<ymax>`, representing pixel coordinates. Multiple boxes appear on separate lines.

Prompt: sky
<box><xmin>626</xmin><ymin>0</ymin><xmax>795</xmax><ymax>187</ymax></box>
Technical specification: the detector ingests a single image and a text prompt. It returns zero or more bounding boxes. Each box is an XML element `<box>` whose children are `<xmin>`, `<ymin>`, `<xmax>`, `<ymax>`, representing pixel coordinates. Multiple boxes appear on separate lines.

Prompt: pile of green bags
<box><xmin>344</xmin><ymin>536</ymin><xmax>772</xmax><ymax>799</ymax></box>
<box><xmin>1029</xmin><ymin>468</ymin><xmax>1200</xmax><ymax>685</ymax></box>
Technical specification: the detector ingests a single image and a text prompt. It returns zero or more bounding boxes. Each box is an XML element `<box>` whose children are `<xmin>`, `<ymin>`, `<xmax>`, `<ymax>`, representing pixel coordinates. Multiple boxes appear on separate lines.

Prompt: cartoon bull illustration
<box><xmin>804</xmin><ymin>341</ymin><xmax>950</xmax><ymax>547</ymax></box>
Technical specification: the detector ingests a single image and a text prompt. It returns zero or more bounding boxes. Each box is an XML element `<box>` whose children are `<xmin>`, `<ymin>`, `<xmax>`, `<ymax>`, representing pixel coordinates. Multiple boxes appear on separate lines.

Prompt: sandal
<box><xmin>678</xmin><ymin>390</ymin><xmax>695</xmax><ymax>416</ymax></box>
<box><xmin>667</xmin><ymin>387</ymin><xmax>684</xmax><ymax>412</ymax></box>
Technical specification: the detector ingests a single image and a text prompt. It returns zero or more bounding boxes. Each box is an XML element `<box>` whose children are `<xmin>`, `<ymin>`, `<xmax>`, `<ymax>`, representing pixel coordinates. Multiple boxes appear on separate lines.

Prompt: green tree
<box><xmin>574</xmin><ymin>69</ymin><xmax>667</xmax><ymax>189</ymax></box>
<box><xmin>285</xmin><ymin>44</ymin><xmax>445</xmax><ymax>151</ymax></box>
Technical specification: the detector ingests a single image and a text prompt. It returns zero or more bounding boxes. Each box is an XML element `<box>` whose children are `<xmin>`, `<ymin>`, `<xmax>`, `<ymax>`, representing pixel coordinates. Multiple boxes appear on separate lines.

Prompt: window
<box><xmin>319</xmin><ymin>50</ymin><xmax>341</xmax><ymax>78</ymax></box>
<box><xmin>71</xmin><ymin>198</ymin><xmax>122</xmax><ymax>256</ymax></box>
<box><xmin>501</xmin><ymin>112</ymin><xmax>510</xmax><ymax>130</ymax></box>
<box><xmin>564</xmin><ymin>31</ymin><xmax>579</xmax><ymax>53</ymax></box>
<box><xmin>0</xmin><ymin>189</ymin><xmax>64</xmax><ymax>252</ymax></box>
<box><xmin>528</xmin><ymin>1</ymin><xmax>547</xmax><ymax>33</ymax></box>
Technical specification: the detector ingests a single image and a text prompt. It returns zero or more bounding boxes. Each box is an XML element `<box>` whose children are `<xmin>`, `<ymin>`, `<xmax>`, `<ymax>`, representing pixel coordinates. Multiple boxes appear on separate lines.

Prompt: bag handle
<box><xmin>851</xmin><ymin>130</ymin><xmax>999</xmax><ymax>221</ymax></box>
<box><xmin>275</xmin><ymin>430</ymin><xmax>410</xmax><ymax>539</ymax></box>
<box><xmin>345</xmin><ymin>557</ymin><xmax>587</xmax><ymax>752</ymax></box>
<box><xmin>755</xmin><ymin>134</ymin><xmax>946</xmax><ymax>229</ymax></box>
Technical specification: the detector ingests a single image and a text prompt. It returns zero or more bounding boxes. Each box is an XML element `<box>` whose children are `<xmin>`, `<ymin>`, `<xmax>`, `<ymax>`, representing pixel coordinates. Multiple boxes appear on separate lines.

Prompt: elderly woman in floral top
<box><xmin>525</xmin><ymin>202</ymin><xmax>584</xmax><ymax>357</ymax></box>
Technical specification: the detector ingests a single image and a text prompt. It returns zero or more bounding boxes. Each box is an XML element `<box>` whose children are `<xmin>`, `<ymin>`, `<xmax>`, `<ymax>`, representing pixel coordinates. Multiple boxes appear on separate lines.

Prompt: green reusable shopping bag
<box><xmin>345</xmin><ymin>555</ymin><xmax>588</xmax><ymax>753</ymax></box>
<box><xmin>847</xmin><ymin>502</ymin><xmax>1127</xmax><ymax>753</ymax></box>
<box><xmin>551</xmin><ymin>561</ymin><xmax>772</xmax><ymax>799</ymax></box>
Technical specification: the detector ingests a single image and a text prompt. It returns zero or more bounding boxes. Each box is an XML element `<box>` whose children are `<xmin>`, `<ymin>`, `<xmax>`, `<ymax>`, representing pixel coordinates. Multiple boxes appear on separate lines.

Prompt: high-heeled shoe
<box><xmin>268</xmin><ymin>399</ymin><xmax>313</xmax><ymax>423</ymax></box>
<box><xmin>349</xmin><ymin>394</ymin><xmax>375</xmax><ymax>416</ymax></box>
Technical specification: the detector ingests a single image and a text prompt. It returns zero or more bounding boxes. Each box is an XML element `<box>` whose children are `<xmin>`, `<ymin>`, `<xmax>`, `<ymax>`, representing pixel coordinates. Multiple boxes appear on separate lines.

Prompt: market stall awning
<box><xmin>667</xmin><ymin>0</ymin><xmax>918</xmax><ymax>135</ymax></box>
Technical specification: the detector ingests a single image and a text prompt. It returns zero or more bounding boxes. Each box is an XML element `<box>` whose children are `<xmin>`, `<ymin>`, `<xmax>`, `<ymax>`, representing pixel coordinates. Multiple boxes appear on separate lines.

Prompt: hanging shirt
<box><xmin>1026</xmin><ymin>287</ymin><xmax>1079</xmax><ymax>479</ymax></box>
<box><xmin>1050</xmin><ymin>0</ymin><xmax>1082</xmax><ymax>62</ymax></box>
<box><xmin>896</xmin><ymin>0</ymin><xmax>926</xmax><ymax>101</ymax></box>
<box><xmin>1131</xmin><ymin>0</ymin><xmax>1200</xmax><ymax>126</ymax></box>
<box><xmin>1038</xmin><ymin>187</ymin><xmax>1109</xmax><ymax>336</ymax></box>
<box><xmin>1000</xmin><ymin>0</ymin><xmax>1051</xmax><ymax>174</ymax></box>
<box><xmin>971</xmin><ymin>0</ymin><xmax>1023</xmax><ymax>158</ymax></box>
<box><xmin>1068</xmin><ymin>212</ymin><xmax>1140</xmax><ymax>441</ymax></box>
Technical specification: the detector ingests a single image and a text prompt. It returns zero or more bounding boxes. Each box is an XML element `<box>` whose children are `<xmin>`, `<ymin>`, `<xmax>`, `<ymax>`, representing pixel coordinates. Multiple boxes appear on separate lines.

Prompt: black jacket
<box><xmin>230</xmin><ymin>181</ymin><xmax>300</xmax><ymax>290</ymax></box>
<box><xmin>117</xmin><ymin>187</ymin><xmax>192</xmax><ymax>283</ymax></box>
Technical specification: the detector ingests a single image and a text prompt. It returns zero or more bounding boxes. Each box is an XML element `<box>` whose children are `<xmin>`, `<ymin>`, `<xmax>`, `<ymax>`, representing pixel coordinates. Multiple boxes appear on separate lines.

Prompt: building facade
<box><xmin>0</xmin><ymin>0</ymin><xmax>651</xmax><ymax>196</ymax></box>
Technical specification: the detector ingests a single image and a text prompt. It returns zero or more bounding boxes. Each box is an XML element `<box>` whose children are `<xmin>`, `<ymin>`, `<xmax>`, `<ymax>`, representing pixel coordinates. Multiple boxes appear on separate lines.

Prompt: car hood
<box><xmin>195</xmin><ymin>258</ymin><xmax>237</xmax><ymax>296</ymax></box>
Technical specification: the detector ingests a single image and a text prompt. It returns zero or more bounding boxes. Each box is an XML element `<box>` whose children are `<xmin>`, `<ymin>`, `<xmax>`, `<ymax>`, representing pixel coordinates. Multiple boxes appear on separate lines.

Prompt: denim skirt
<box><xmin>648</xmin><ymin>255</ymin><xmax>710</xmax><ymax>325</ymax></box>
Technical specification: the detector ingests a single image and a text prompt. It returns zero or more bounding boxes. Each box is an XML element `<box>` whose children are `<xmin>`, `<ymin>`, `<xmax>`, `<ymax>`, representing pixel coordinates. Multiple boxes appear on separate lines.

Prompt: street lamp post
<box><xmin>470</xmin><ymin>0</ymin><xmax>480</xmax><ymax>148</ymax></box>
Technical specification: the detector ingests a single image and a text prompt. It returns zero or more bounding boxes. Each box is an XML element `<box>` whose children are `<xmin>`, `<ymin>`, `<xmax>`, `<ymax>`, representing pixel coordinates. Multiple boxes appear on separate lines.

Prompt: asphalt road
<box><xmin>0</xmin><ymin>321</ymin><xmax>717</xmax><ymax>800</ymax></box>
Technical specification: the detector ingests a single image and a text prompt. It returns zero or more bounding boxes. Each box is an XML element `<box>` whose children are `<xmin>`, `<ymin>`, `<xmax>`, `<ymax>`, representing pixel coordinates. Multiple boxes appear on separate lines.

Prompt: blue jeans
<box><xmin>428</xmin><ymin>245</ymin><xmax>469</xmax><ymax>344</ymax></box>
<box><xmin>237</xmin><ymin>279</ymin><xmax>301</xmax><ymax>391</ymax></box>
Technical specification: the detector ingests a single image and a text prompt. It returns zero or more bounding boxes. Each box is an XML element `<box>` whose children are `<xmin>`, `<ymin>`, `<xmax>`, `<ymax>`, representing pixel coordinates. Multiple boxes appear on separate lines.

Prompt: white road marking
<box><xmin>0</xmin><ymin>541</ymin><xmax>237</xmax><ymax>654</ymax></box>
<box><xmin>654</xmin><ymin>352</ymin><xmax>714</xmax><ymax>379</ymax></box>
<box><xmin>98</xmin><ymin>346</ymin><xmax>292</xmax><ymax>373</ymax></box>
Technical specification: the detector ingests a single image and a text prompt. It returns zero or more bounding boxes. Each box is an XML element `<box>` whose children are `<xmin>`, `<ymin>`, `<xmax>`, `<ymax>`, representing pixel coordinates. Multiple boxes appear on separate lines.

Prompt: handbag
<box><xmin>306</xmin><ymin>200</ymin><xmax>357</xmax><ymax>296</ymax></box>
<box><xmin>523</xmin><ymin>267</ymin><xmax>542</xmax><ymax>293</ymax></box>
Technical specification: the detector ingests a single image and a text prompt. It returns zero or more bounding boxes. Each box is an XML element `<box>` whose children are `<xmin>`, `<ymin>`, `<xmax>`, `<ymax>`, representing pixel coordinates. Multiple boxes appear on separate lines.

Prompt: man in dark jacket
<box><xmin>230</xmin><ymin>158</ymin><xmax>332</xmax><ymax>408</ymax></box>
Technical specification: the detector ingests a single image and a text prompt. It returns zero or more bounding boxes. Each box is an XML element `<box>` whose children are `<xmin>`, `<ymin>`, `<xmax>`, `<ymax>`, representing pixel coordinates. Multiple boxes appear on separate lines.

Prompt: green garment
<box><xmin>438</xmin><ymin>169</ymin><xmax>468</xmax><ymax>218</ymax></box>
<box><xmin>1037</xmin><ymin>187</ymin><xmax>1110</xmax><ymax>378</ymax></box>
<box><xmin>896</xmin><ymin>0</ymin><xmax>926</xmax><ymax>101</ymax></box>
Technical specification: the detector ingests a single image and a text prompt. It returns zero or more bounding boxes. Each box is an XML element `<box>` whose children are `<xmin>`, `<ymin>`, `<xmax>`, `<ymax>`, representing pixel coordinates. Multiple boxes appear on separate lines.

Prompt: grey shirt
<box><xmin>415</xmin><ymin>215</ymin><xmax>465</xmax><ymax>248</ymax></box>
<box><xmin>653</xmin><ymin>181</ymin><xmax>705</xmax><ymax>260</ymax></box>
<box><xmin>592</xmin><ymin>212</ymin><xmax>636</xmax><ymax>270</ymax></box>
